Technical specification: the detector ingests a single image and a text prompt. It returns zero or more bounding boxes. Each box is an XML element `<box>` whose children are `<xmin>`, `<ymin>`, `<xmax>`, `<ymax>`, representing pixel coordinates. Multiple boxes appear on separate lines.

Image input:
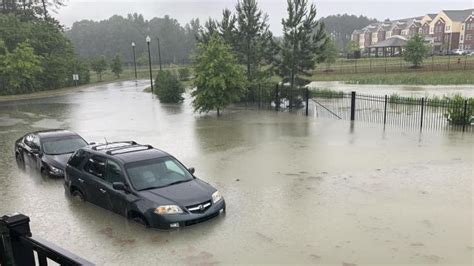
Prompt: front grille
<box><xmin>184</xmin><ymin>212</ymin><xmax>219</xmax><ymax>226</ymax></box>
<box><xmin>186</xmin><ymin>200</ymin><xmax>212</xmax><ymax>214</ymax></box>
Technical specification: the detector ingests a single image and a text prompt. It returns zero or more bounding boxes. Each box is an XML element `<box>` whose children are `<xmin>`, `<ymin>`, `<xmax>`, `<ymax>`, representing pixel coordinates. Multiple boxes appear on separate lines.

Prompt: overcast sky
<box><xmin>53</xmin><ymin>0</ymin><xmax>473</xmax><ymax>35</ymax></box>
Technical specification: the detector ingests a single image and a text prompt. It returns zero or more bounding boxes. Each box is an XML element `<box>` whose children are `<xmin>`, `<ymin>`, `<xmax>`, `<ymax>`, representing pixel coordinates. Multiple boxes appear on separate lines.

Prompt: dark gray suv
<box><xmin>64</xmin><ymin>141</ymin><xmax>225</xmax><ymax>229</ymax></box>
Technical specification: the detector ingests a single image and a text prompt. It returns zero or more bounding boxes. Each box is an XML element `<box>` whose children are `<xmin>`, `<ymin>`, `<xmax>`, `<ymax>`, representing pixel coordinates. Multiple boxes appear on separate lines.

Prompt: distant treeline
<box><xmin>66</xmin><ymin>13</ymin><xmax>377</xmax><ymax>64</ymax></box>
<box><xmin>66</xmin><ymin>14</ymin><xmax>199</xmax><ymax>65</ymax></box>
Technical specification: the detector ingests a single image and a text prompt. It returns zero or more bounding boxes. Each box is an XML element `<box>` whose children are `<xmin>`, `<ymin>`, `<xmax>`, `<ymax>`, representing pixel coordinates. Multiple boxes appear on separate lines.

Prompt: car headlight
<box><xmin>154</xmin><ymin>205</ymin><xmax>183</xmax><ymax>215</ymax></box>
<box><xmin>50</xmin><ymin>165</ymin><xmax>63</xmax><ymax>174</ymax></box>
<box><xmin>212</xmin><ymin>191</ymin><xmax>223</xmax><ymax>204</ymax></box>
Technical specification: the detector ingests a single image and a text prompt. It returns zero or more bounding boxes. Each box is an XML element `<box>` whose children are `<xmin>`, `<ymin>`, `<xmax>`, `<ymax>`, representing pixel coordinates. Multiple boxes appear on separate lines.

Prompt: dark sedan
<box><xmin>64</xmin><ymin>141</ymin><xmax>226</xmax><ymax>229</ymax></box>
<box><xmin>15</xmin><ymin>129</ymin><xmax>88</xmax><ymax>178</ymax></box>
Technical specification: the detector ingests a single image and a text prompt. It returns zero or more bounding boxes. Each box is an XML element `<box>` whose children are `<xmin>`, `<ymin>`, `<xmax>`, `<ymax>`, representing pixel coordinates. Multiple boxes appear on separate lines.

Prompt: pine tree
<box><xmin>278</xmin><ymin>0</ymin><xmax>327</xmax><ymax>108</ymax></box>
<box><xmin>110</xmin><ymin>54</ymin><xmax>123</xmax><ymax>78</ymax></box>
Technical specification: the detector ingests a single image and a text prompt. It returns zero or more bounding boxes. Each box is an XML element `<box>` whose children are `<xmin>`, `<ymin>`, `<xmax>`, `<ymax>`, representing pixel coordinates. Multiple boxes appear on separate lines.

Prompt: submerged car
<box><xmin>64</xmin><ymin>141</ymin><xmax>225</xmax><ymax>229</ymax></box>
<box><xmin>15</xmin><ymin>129</ymin><xmax>88</xmax><ymax>178</ymax></box>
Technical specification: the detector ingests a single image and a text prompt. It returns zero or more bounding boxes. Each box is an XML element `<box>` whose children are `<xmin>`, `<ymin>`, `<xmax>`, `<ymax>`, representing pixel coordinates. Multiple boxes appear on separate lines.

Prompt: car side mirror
<box><xmin>31</xmin><ymin>148</ymin><xmax>40</xmax><ymax>155</ymax></box>
<box><xmin>89</xmin><ymin>142</ymin><xmax>96</xmax><ymax>145</ymax></box>
<box><xmin>112</xmin><ymin>182</ymin><xmax>127</xmax><ymax>191</ymax></box>
<box><xmin>188</xmin><ymin>167</ymin><xmax>195</xmax><ymax>175</ymax></box>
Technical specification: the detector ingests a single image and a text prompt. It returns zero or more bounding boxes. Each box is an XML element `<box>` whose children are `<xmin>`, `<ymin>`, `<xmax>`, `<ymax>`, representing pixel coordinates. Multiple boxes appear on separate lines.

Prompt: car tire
<box><xmin>71</xmin><ymin>189</ymin><xmax>85</xmax><ymax>201</ymax></box>
<box><xmin>132</xmin><ymin>215</ymin><xmax>148</xmax><ymax>227</ymax></box>
<box><xmin>16</xmin><ymin>153</ymin><xmax>25</xmax><ymax>171</ymax></box>
<box><xmin>40</xmin><ymin>168</ymin><xmax>49</xmax><ymax>179</ymax></box>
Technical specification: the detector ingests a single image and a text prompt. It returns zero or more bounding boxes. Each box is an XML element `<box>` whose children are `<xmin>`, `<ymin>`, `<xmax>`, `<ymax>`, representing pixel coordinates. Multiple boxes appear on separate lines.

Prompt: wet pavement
<box><xmin>0</xmin><ymin>80</ymin><xmax>472</xmax><ymax>265</ymax></box>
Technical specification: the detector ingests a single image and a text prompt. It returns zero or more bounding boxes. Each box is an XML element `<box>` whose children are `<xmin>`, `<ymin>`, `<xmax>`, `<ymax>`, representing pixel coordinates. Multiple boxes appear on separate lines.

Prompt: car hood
<box><xmin>137</xmin><ymin>179</ymin><xmax>215</xmax><ymax>207</ymax></box>
<box><xmin>43</xmin><ymin>153</ymin><xmax>73</xmax><ymax>170</ymax></box>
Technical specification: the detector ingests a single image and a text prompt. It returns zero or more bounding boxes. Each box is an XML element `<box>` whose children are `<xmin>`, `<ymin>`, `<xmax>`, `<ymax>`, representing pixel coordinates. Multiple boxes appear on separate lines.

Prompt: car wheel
<box><xmin>40</xmin><ymin>168</ymin><xmax>49</xmax><ymax>179</ymax></box>
<box><xmin>71</xmin><ymin>189</ymin><xmax>85</xmax><ymax>201</ymax></box>
<box><xmin>132</xmin><ymin>216</ymin><xmax>148</xmax><ymax>227</ymax></box>
<box><xmin>16</xmin><ymin>153</ymin><xmax>25</xmax><ymax>171</ymax></box>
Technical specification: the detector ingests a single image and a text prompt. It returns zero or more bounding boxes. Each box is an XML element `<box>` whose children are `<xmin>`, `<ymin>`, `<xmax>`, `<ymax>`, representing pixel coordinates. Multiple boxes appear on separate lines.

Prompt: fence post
<box><xmin>420</xmin><ymin>97</ymin><xmax>425</xmax><ymax>131</ymax></box>
<box><xmin>350</xmin><ymin>91</ymin><xmax>356</xmax><ymax>121</ymax></box>
<box><xmin>305</xmin><ymin>88</ymin><xmax>309</xmax><ymax>116</ymax></box>
<box><xmin>258</xmin><ymin>83</ymin><xmax>261</xmax><ymax>109</ymax></box>
<box><xmin>384</xmin><ymin>95</ymin><xmax>388</xmax><ymax>125</ymax></box>
<box><xmin>0</xmin><ymin>214</ymin><xmax>35</xmax><ymax>265</ymax></box>
<box><xmin>462</xmin><ymin>100</ymin><xmax>468</xmax><ymax>132</ymax></box>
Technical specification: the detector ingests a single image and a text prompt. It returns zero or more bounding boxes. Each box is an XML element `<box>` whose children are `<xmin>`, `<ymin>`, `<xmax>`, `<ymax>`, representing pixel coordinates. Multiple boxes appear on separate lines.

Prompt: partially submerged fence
<box><xmin>309</xmin><ymin>90</ymin><xmax>473</xmax><ymax>132</ymax></box>
<box><xmin>0</xmin><ymin>213</ymin><xmax>93</xmax><ymax>266</ymax></box>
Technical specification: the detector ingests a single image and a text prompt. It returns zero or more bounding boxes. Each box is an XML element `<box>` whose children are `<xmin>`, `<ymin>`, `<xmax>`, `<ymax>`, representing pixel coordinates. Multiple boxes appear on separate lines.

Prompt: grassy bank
<box><xmin>309</xmin><ymin>70</ymin><xmax>474</xmax><ymax>85</ymax></box>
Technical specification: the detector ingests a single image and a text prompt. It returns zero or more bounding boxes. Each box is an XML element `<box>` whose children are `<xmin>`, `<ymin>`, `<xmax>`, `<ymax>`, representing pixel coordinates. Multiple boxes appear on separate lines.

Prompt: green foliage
<box><xmin>320</xmin><ymin>37</ymin><xmax>338</xmax><ymax>70</ymax></box>
<box><xmin>345</xmin><ymin>40</ymin><xmax>359</xmax><ymax>54</ymax></box>
<box><xmin>310</xmin><ymin>88</ymin><xmax>344</xmax><ymax>98</ymax></box>
<box><xmin>278</xmin><ymin>0</ymin><xmax>328</xmax><ymax>89</ymax></box>
<box><xmin>110</xmin><ymin>54</ymin><xmax>123</xmax><ymax>78</ymax></box>
<box><xmin>403</xmin><ymin>34</ymin><xmax>429</xmax><ymax>68</ymax></box>
<box><xmin>0</xmin><ymin>10</ymin><xmax>87</xmax><ymax>95</ymax></box>
<box><xmin>90</xmin><ymin>56</ymin><xmax>108</xmax><ymax>81</ymax></box>
<box><xmin>0</xmin><ymin>41</ymin><xmax>43</xmax><ymax>95</ymax></box>
<box><xmin>178</xmin><ymin>67</ymin><xmax>191</xmax><ymax>81</ymax></box>
<box><xmin>154</xmin><ymin>70</ymin><xmax>184</xmax><ymax>103</ymax></box>
<box><xmin>137</xmin><ymin>53</ymin><xmax>149</xmax><ymax>67</ymax></box>
<box><xmin>192</xmin><ymin>34</ymin><xmax>245</xmax><ymax>115</ymax></box>
<box><xmin>445</xmin><ymin>94</ymin><xmax>474</xmax><ymax>125</ymax></box>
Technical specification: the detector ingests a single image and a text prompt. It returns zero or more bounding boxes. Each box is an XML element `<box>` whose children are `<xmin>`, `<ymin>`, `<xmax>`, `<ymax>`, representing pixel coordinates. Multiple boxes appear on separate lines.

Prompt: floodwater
<box><xmin>0</xmin><ymin>81</ymin><xmax>472</xmax><ymax>265</ymax></box>
<box><xmin>308</xmin><ymin>81</ymin><xmax>474</xmax><ymax>97</ymax></box>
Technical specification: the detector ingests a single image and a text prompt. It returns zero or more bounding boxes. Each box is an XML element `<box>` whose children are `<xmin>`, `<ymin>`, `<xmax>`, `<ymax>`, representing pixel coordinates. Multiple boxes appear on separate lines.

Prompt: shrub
<box><xmin>154</xmin><ymin>70</ymin><xmax>184</xmax><ymax>103</ymax></box>
<box><xmin>178</xmin><ymin>67</ymin><xmax>191</xmax><ymax>81</ymax></box>
<box><xmin>445</xmin><ymin>94</ymin><xmax>474</xmax><ymax>125</ymax></box>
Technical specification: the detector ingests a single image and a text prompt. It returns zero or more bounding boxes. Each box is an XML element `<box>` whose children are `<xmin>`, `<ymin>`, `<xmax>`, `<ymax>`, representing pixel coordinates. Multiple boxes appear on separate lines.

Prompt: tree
<box><xmin>110</xmin><ymin>54</ymin><xmax>123</xmax><ymax>78</ymax></box>
<box><xmin>278</xmin><ymin>0</ymin><xmax>328</xmax><ymax>108</ymax></box>
<box><xmin>321</xmin><ymin>14</ymin><xmax>377</xmax><ymax>50</ymax></box>
<box><xmin>403</xmin><ymin>34</ymin><xmax>429</xmax><ymax>68</ymax></box>
<box><xmin>178</xmin><ymin>67</ymin><xmax>191</xmax><ymax>81</ymax></box>
<box><xmin>320</xmin><ymin>37</ymin><xmax>338</xmax><ymax>71</ymax></box>
<box><xmin>192</xmin><ymin>34</ymin><xmax>245</xmax><ymax>116</ymax></box>
<box><xmin>90</xmin><ymin>56</ymin><xmax>107</xmax><ymax>81</ymax></box>
<box><xmin>154</xmin><ymin>70</ymin><xmax>184</xmax><ymax>103</ymax></box>
<box><xmin>234</xmin><ymin>0</ymin><xmax>277</xmax><ymax>88</ymax></box>
<box><xmin>0</xmin><ymin>42</ymin><xmax>43</xmax><ymax>95</ymax></box>
<box><xmin>345</xmin><ymin>40</ymin><xmax>359</xmax><ymax>54</ymax></box>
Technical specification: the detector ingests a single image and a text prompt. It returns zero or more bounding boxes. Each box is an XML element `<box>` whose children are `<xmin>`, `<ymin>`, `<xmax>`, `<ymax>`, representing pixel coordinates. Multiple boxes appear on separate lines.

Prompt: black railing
<box><xmin>0</xmin><ymin>213</ymin><xmax>93</xmax><ymax>266</ymax></box>
<box><xmin>309</xmin><ymin>91</ymin><xmax>473</xmax><ymax>132</ymax></box>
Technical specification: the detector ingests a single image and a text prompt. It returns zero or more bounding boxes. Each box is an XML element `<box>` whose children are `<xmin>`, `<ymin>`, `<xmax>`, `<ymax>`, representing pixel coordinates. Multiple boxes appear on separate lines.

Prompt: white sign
<box><xmin>73</xmin><ymin>74</ymin><xmax>79</xmax><ymax>81</ymax></box>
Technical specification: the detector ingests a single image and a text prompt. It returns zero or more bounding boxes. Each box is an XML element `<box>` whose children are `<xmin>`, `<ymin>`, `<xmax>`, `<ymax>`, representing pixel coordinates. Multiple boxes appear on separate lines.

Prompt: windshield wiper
<box><xmin>165</xmin><ymin>179</ymin><xmax>192</xmax><ymax>187</ymax></box>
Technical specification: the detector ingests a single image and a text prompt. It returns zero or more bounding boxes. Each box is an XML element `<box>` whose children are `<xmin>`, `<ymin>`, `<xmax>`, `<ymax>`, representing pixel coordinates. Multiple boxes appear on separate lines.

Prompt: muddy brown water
<box><xmin>0</xmin><ymin>81</ymin><xmax>472</xmax><ymax>265</ymax></box>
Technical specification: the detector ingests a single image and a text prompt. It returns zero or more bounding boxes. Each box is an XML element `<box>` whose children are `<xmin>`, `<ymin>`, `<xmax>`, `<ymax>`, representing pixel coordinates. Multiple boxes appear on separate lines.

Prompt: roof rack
<box><xmin>106</xmin><ymin>144</ymin><xmax>154</xmax><ymax>155</ymax></box>
<box><xmin>91</xmin><ymin>141</ymin><xmax>137</xmax><ymax>150</ymax></box>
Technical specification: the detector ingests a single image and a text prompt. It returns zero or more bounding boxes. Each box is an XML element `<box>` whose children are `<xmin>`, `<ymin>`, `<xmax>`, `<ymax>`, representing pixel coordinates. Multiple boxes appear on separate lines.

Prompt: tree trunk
<box><xmin>41</xmin><ymin>0</ymin><xmax>48</xmax><ymax>19</ymax></box>
<box><xmin>217</xmin><ymin>108</ymin><xmax>220</xmax><ymax>116</ymax></box>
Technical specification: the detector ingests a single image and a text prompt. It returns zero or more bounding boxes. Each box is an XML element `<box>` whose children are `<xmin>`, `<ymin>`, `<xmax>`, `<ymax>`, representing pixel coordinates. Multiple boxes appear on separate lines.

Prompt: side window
<box><xmin>105</xmin><ymin>160</ymin><xmax>124</xmax><ymax>184</ymax></box>
<box><xmin>68</xmin><ymin>150</ymin><xmax>87</xmax><ymax>168</ymax></box>
<box><xmin>84</xmin><ymin>155</ymin><xmax>106</xmax><ymax>178</ymax></box>
<box><xmin>165</xmin><ymin>160</ymin><xmax>185</xmax><ymax>176</ymax></box>
<box><xmin>32</xmin><ymin>135</ymin><xmax>40</xmax><ymax>150</ymax></box>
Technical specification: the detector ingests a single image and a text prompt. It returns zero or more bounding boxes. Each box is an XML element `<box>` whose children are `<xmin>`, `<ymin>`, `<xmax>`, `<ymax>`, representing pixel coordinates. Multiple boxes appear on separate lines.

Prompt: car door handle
<box><xmin>78</xmin><ymin>178</ymin><xmax>84</xmax><ymax>183</ymax></box>
<box><xmin>99</xmin><ymin>188</ymin><xmax>107</xmax><ymax>194</ymax></box>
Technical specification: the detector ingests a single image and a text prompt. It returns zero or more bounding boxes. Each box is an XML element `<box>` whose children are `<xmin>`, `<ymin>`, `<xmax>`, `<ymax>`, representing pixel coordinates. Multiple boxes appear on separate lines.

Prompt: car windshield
<box><xmin>126</xmin><ymin>157</ymin><xmax>193</xmax><ymax>191</ymax></box>
<box><xmin>42</xmin><ymin>137</ymin><xmax>88</xmax><ymax>155</ymax></box>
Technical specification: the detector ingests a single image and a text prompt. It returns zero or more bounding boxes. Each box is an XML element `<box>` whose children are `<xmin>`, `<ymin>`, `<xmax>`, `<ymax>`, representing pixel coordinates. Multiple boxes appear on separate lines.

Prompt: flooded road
<box><xmin>309</xmin><ymin>81</ymin><xmax>474</xmax><ymax>97</ymax></box>
<box><xmin>0</xmin><ymin>80</ymin><xmax>472</xmax><ymax>265</ymax></box>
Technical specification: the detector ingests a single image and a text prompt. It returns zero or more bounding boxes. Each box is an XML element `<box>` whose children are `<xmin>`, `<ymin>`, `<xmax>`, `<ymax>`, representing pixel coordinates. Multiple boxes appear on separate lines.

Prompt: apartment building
<box><xmin>351</xmin><ymin>9</ymin><xmax>474</xmax><ymax>52</ymax></box>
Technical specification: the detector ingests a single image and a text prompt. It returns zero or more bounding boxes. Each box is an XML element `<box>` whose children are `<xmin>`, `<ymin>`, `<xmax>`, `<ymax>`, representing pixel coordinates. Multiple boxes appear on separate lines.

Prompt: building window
<box><xmin>466</xmin><ymin>34</ymin><xmax>473</xmax><ymax>40</ymax></box>
<box><xmin>445</xmin><ymin>25</ymin><xmax>450</xmax><ymax>31</ymax></box>
<box><xmin>467</xmin><ymin>23</ymin><xmax>474</xmax><ymax>31</ymax></box>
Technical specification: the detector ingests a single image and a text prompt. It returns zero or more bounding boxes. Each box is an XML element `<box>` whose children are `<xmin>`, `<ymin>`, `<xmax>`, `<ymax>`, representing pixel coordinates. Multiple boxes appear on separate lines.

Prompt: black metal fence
<box><xmin>0</xmin><ymin>213</ymin><xmax>93</xmax><ymax>266</ymax></box>
<box><xmin>309</xmin><ymin>91</ymin><xmax>474</xmax><ymax>132</ymax></box>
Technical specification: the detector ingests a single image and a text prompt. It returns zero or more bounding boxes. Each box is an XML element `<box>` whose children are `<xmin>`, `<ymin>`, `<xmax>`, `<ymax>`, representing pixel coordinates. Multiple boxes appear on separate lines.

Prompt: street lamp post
<box><xmin>157</xmin><ymin>37</ymin><xmax>162</xmax><ymax>71</ymax></box>
<box><xmin>146</xmin><ymin>36</ymin><xmax>153</xmax><ymax>94</ymax></box>
<box><xmin>131</xmin><ymin>42</ymin><xmax>137</xmax><ymax>79</ymax></box>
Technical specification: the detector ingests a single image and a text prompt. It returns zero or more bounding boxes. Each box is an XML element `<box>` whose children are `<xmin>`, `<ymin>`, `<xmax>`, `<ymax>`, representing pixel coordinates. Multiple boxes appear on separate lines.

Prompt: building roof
<box><xmin>443</xmin><ymin>9</ymin><xmax>474</xmax><ymax>22</ymax></box>
<box><xmin>369</xmin><ymin>35</ymin><xmax>408</xmax><ymax>48</ymax></box>
<box><xmin>427</xmin><ymin>13</ymin><xmax>437</xmax><ymax>19</ymax></box>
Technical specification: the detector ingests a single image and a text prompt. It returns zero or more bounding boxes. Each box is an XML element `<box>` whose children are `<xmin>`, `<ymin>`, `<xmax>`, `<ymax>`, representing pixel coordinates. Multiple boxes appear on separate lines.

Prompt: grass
<box><xmin>309</xmin><ymin>70</ymin><xmax>474</xmax><ymax>85</ymax></box>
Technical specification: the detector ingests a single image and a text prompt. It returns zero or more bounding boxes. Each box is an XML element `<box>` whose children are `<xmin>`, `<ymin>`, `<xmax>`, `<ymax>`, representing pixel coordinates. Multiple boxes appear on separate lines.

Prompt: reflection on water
<box><xmin>0</xmin><ymin>80</ymin><xmax>472</xmax><ymax>265</ymax></box>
